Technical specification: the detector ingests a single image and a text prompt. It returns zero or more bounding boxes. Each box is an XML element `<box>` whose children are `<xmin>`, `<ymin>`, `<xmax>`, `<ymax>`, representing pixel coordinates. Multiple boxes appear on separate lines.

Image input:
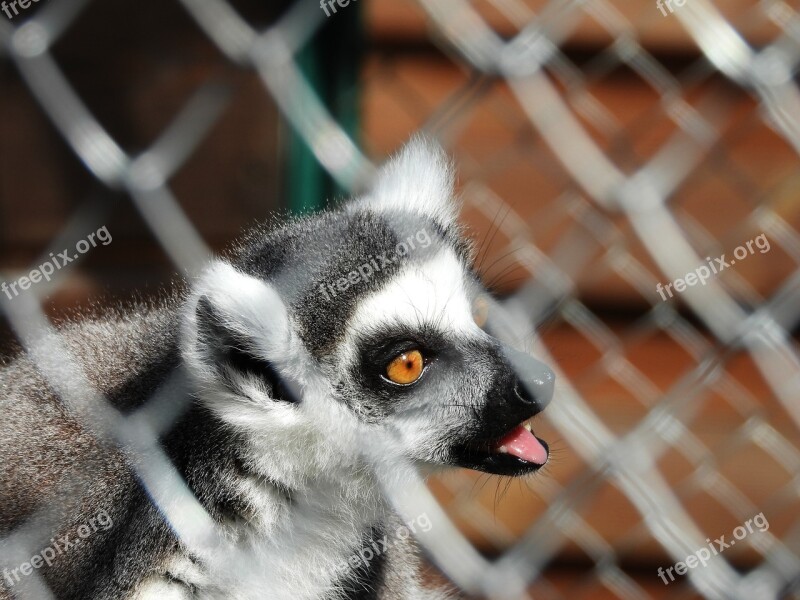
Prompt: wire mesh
<box><xmin>1</xmin><ymin>0</ymin><xmax>799</xmax><ymax>599</ymax></box>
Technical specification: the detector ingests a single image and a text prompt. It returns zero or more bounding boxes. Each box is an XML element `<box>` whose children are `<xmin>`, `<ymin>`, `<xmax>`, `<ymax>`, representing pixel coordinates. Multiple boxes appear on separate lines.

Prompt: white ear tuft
<box><xmin>361</xmin><ymin>136</ymin><xmax>459</xmax><ymax>225</ymax></box>
<box><xmin>181</xmin><ymin>261</ymin><xmax>301</xmax><ymax>404</ymax></box>
<box><xmin>186</xmin><ymin>261</ymin><xmax>291</xmax><ymax>358</ymax></box>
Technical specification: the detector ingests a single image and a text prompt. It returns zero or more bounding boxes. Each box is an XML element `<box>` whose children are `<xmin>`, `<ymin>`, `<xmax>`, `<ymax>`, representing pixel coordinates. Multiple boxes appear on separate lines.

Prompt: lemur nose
<box><xmin>501</xmin><ymin>345</ymin><xmax>556</xmax><ymax>412</ymax></box>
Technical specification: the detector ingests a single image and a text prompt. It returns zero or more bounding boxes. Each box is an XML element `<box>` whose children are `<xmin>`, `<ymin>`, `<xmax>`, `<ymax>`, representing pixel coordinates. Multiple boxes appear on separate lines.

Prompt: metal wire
<box><xmin>1</xmin><ymin>0</ymin><xmax>799</xmax><ymax>598</ymax></box>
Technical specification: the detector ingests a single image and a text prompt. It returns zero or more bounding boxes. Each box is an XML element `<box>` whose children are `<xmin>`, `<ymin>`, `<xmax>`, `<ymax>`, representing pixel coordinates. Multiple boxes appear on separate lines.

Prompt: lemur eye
<box><xmin>385</xmin><ymin>350</ymin><xmax>425</xmax><ymax>385</ymax></box>
<box><xmin>472</xmin><ymin>295</ymin><xmax>489</xmax><ymax>328</ymax></box>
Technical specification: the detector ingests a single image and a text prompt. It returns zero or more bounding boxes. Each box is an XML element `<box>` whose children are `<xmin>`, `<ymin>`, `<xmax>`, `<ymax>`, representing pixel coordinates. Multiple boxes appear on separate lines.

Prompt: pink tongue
<box><xmin>494</xmin><ymin>426</ymin><xmax>548</xmax><ymax>465</ymax></box>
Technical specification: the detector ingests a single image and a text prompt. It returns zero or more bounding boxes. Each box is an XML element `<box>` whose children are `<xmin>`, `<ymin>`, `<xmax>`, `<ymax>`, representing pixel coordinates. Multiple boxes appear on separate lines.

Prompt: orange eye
<box><xmin>385</xmin><ymin>350</ymin><xmax>425</xmax><ymax>385</ymax></box>
<box><xmin>472</xmin><ymin>295</ymin><xmax>489</xmax><ymax>328</ymax></box>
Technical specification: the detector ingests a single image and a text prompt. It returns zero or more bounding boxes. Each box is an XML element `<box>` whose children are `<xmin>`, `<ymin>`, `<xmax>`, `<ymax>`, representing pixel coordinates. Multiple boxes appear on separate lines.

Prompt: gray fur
<box><xmin>0</xmin><ymin>138</ymin><xmax>554</xmax><ymax>599</ymax></box>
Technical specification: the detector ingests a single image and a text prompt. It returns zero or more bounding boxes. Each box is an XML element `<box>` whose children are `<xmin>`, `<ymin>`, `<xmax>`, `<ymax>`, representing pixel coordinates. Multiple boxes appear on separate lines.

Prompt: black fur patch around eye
<box><xmin>195</xmin><ymin>296</ymin><xmax>296</xmax><ymax>403</ymax></box>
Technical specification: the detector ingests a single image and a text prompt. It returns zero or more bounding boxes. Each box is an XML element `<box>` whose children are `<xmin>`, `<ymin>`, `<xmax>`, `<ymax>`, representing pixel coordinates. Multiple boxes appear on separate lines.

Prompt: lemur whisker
<box><xmin>480</xmin><ymin>245</ymin><xmax>526</xmax><ymax>282</ymax></box>
<box><xmin>476</xmin><ymin>203</ymin><xmax>512</xmax><ymax>276</ymax></box>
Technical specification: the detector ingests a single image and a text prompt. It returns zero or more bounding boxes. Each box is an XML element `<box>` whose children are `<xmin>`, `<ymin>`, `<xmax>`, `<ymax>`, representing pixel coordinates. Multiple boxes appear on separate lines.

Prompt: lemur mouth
<box><xmin>456</xmin><ymin>420</ymin><xmax>549</xmax><ymax>476</ymax></box>
<box><xmin>491</xmin><ymin>421</ymin><xmax>548</xmax><ymax>465</ymax></box>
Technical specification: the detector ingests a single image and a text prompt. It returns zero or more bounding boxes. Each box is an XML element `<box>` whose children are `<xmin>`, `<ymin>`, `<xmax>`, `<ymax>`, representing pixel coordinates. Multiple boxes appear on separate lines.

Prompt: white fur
<box><xmin>182</xmin><ymin>262</ymin><xmax>401</xmax><ymax>492</ymax></box>
<box><xmin>2</xmin><ymin>138</ymin><xmax>476</xmax><ymax>600</ymax></box>
<box><xmin>133</xmin><ymin>578</ymin><xmax>193</xmax><ymax>600</ymax></box>
<box><xmin>339</xmin><ymin>250</ymin><xmax>490</xmax><ymax>467</ymax></box>
<box><xmin>348</xmin><ymin>251</ymin><xmax>479</xmax><ymax>343</ymax></box>
<box><xmin>352</xmin><ymin>136</ymin><xmax>459</xmax><ymax>226</ymax></box>
<box><xmin>176</xmin><ymin>263</ymin><xmax>400</xmax><ymax>599</ymax></box>
<box><xmin>158</xmin><ymin>140</ymin><xmax>469</xmax><ymax>599</ymax></box>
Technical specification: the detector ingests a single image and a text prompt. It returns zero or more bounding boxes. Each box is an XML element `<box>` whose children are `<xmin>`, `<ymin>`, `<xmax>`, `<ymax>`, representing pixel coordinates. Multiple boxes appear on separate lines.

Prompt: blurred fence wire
<box><xmin>2</xmin><ymin>0</ymin><xmax>800</xmax><ymax>599</ymax></box>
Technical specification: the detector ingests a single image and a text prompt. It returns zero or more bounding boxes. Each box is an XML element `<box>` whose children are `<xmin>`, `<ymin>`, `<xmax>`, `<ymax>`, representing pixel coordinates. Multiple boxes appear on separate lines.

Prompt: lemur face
<box><xmin>341</xmin><ymin>242</ymin><xmax>554</xmax><ymax>477</ymax></box>
<box><xmin>182</xmin><ymin>138</ymin><xmax>554</xmax><ymax>484</ymax></box>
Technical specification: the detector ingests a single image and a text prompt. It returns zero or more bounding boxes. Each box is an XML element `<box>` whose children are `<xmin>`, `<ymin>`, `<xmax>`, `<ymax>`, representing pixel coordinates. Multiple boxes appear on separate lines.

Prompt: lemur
<box><xmin>0</xmin><ymin>138</ymin><xmax>555</xmax><ymax>600</ymax></box>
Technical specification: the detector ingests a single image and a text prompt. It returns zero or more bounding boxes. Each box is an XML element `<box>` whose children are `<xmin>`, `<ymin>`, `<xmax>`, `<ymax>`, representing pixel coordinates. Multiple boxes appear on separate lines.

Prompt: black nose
<box><xmin>501</xmin><ymin>344</ymin><xmax>555</xmax><ymax>412</ymax></box>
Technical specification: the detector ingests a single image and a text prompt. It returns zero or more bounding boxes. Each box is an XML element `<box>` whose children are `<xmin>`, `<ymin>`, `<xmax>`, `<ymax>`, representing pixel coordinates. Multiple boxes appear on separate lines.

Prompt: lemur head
<box><xmin>182</xmin><ymin>137</ymin><xmax>554</xmax><ymax>488</ymax></box>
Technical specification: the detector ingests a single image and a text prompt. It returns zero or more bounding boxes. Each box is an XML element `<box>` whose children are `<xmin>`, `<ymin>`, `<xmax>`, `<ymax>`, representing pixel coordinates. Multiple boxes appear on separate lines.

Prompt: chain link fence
<box><xmin>1</xmin><ymin>0</ymin><xmax>800</xmax><ymax>598</ymax></box>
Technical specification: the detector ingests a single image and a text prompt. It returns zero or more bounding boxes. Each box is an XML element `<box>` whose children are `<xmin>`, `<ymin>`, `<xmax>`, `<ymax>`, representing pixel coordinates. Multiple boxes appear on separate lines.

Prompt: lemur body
<box><xmin>0</xmin><ymin>139</ymin><xmax>554</xmax><ymax>599</ymax></box>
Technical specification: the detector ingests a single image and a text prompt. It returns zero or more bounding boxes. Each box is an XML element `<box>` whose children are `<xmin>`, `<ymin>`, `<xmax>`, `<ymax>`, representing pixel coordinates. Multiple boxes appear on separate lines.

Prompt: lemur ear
<box><xmin>184</xmin><ymin>262</ymin><xmax>298</xmax><ymax>403</ymax></box>
<box><xmin>360</xmin><ymin>135</ymin><xmax>459</xmax><ymax>226</ymax></box>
